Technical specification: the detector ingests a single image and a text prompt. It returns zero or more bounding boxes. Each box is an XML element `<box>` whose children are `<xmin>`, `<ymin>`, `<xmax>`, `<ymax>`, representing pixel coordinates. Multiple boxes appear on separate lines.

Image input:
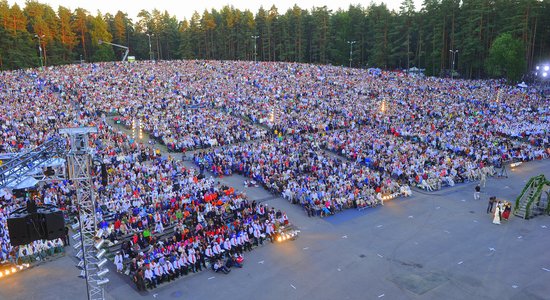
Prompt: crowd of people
<box><xmin>119</xmin><ymin>109</ymin><xmax>267</xmax><ymax>152</ymax></box>
<box><xmin>0</xmin><ymin>60</ymin><xmax>548</xmax><ymax>281</ymax></box>
<box><xmin>126</xmin><ymin>197</ymin><xmax>285</xmax><ymax>290</ymax></box>
<box><xmin>193</xmin><ymin>134</ymin><xmax>406</xmax><ymax>216</ymax></box>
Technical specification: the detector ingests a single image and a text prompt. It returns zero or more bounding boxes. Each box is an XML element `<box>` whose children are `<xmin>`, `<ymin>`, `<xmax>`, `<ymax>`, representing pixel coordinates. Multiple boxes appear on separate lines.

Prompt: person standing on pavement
<box><xmin>63</xmin><ymin>226</ymin><xmax>70</xmax><ymax>246</ymax></box>
<box><xmin>480</xmin><ymin>171</ymin><xmax>487</xmax><ymax>188</ymax></box>
<box><xmin>133</xmin><ymin>268</ymin><xmax>146</xmax><ymax>291</ymax></box>
<box><xmin>497</xmin><ymin>201</ymin><xmax>504</xmax><ymax>221</ymax></box>
<box><xmin>487</xmin><ymin>196</ymin><xmax>496</xmax><ymax>214</ymax></box>
<box><xmin>474</xmin><ymin>185</ymin><xmax>481</xmax><ymax>200</ymax></box>
<box><xmin>493</xmin><ymin>201</ymin><xmax>502</xmax><ymax>225</ymax></box>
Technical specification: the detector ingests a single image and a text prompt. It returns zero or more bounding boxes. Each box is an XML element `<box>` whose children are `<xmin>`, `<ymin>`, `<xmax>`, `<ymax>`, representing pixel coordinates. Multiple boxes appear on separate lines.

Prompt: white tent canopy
<box><xmin>20</xmin><ymin>158</ymin><xmax>66</xmax><ymax>175</ymax></box>
<box><xmin>6</xmin><ymin>176</ymin><xmax>39</xmax><ymax>189</ymax></box>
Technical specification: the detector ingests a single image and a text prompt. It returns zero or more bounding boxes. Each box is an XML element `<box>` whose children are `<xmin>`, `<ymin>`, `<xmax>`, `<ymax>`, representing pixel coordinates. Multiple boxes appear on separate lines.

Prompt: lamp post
<box><xmin>146</xmin><ymin>33</ymin><xmax>154</xmax><ymax>61</ymax></box>
<box><xmin>35</xmin><ymin>34</ymin><xmax>45</xmax><ymax>68</ymax></box>
<box><xmin>252</xmin><ymin>35</ymin><xmax>259</xmax><ymax>62</ymax></box>
<box><xmin>449</xmin><ymin>49</ymin><xmax>458</xmax><ymax>79</ymax></box>
<box><xmin>347</xmin><ymin>40</ymin><xmax>356</xmax><ymax>68</ymax></box>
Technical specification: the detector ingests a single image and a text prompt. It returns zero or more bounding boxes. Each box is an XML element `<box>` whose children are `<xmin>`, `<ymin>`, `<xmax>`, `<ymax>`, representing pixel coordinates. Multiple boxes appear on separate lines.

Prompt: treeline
<box><xmin>1</xmin><ymin>0</ymin><xmax>549</xmax><ymax>80</ymax></box>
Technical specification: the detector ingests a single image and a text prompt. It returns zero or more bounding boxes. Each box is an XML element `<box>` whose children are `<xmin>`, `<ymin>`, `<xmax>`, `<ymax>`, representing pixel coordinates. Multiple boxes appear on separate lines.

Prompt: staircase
<box><xmin>514</xmin><ymin>188</ymin><xmax>537</xmax><ymax>219</ymax></box>
<box><xmin>514</xmin><ymin>175</ymin><xmax>550</xmax><ymax>219</ymax></box>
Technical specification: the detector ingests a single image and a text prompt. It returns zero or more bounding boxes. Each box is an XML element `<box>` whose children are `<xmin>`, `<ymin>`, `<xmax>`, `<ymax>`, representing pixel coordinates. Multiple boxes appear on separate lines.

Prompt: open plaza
<box><xmin>0</xmin><ymin>156</ymin><xmax>549</xmax><ymax>300</ymax></box>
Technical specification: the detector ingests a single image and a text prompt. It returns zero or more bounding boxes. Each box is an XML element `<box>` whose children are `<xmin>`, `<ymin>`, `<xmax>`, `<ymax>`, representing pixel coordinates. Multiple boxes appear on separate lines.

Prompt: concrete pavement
<box><xmin>0</xmin><ymin>121</ymin><xmax>548</xmax><ymax>300</ymax></box>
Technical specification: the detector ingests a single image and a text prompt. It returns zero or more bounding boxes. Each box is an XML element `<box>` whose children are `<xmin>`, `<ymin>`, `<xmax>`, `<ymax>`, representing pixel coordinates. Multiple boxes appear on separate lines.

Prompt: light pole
<box><xmin>146</xmin><ymin>33</ymin><xmax>154</xmax><ymax>61</ymax></box>
<box><xmin>347</xmin><ymin>40</ymin><xmax>356</xmax><ymax>68</ymax></box>
<box><xmin>449</xmin><ymin>49</ymin><xmax>458</xmax><ymax>79</ymax></box>
<box><xmin>35</xmin><ymin>34</ymin><xmax>45</xmax><ymax>68</ymax></box>
<box><xmin>252</xmin><ymin>35</ymin><xmax>259</xmax><ymax>62</ymax></box>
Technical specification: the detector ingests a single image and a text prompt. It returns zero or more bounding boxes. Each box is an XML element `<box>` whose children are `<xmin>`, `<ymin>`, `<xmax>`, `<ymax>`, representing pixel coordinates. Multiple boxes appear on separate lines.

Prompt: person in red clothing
<box><xmin>114</xmin><ymin>219</ymin><xmax>122</xmax><ymax>233</ymax></box>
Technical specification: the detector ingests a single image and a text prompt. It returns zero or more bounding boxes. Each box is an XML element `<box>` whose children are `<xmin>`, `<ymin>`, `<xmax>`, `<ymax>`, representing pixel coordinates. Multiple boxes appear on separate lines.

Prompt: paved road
<box><xmin>1</xmin><ymin>121</ymin><xmax>548</xmax><ymax>300</ymax></box>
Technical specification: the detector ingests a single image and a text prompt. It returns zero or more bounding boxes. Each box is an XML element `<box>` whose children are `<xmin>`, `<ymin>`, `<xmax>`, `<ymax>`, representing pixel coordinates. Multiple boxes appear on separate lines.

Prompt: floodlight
<box><xmin>96</xmin><ymin>249</ymin><xmax>106</xmax><ymax>259</ymax></box>
<box><xmin>97</xmin><ymin>278</ymin><xmax>109</xmax><ymax>286</ymax></box>
<box><xmin>544</xmin><ymin>72</ymin><xmax>548</xmax><ymax>77</ymax></box>
<box><xmin>536</xmin><ymin>65</ymin><xmax>540</xmax><ymax>70</ymax></box>
<box><xmin>97</xmin><ymin>258</ymin><xmax>108</xmax><ymax>268</ymax></box>
<box><xmin>95</xmin><ymin>239</ymin><xmax>105</xmax><ymax>250</ymax></box>
<box><xmin>545</xmin><ymin>66</ymin><xmax>549</xmax><ymax>71</ymax></box>
<box><xmin>97</xmin><ymin>268</ymin><xmax>109</xmax><ymax>277</ymax></box>
<box><xmin>73</xmin><ymin>241</ymin><xmax>82</xmax><ymax>250</ymax></box>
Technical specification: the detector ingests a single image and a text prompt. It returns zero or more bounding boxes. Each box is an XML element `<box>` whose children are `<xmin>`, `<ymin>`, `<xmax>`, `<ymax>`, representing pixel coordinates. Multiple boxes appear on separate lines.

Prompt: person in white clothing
<box><xmin>223</xmin><ymin>238</ymin><xmax>232</xmax><ymax>254</ymax></box>
<box><xmin>178</xmin><ymin>254</ymin><xmax>189</xmax><ymax>275</ymax></box>
<box><xmin>265</xmin><ymin>221</ymin><xmax>275</xmax><ymax>243</ymax></box>
<box><xmin>144</xmin><ymin>265</ymin><xmax>157</xmax><ymax>288</ymax></box>
<box><xmin>212</xmin><ymin>242</ymin><xmax>222</xmax><ymax>259</ymax></box>
<box><xmin>172</xmin><ymin>259</ymin><xmax>180</xmax><ymax>278</ymax></box>
<box><xmin>163</xmin><ymin>261</ymin><xmax>174</xmax><ymax>281</ymax></box>
<box><xmin>492</xmin><ymin>203</ymin><xmax>501</xmax><ymax>225</ymax></box>
<box><xmin>205</xmin><ymin>245</ymin><xmax>214</xmax><ymax>261</ymax></box>
<box><xmin>230</xmin><ymin>235</ymin><xmax>240</xmax><ymax>254</ymax></box>
<box><xmin>114</xmin><ymin>252</ymin><xmax>124</xmax><ymax>272</ymax></box>
<box><xmin>153</xmin><ymin>263</ymin><xmax>164</xmax><ymax>283</ymax></box>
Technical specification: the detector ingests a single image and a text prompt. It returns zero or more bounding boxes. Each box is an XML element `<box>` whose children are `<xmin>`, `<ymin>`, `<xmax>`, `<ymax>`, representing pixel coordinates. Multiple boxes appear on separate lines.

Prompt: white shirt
<box><xmin>144</xmin><ymin>269</ymin><xmax>154</xmax><ymax>280</ymax></box>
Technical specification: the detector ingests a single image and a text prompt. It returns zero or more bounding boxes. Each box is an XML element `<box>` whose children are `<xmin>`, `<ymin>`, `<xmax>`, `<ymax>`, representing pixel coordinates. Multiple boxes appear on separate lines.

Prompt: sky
<box><xmin>9</xmin><ymin>0</ymin><xmax>424</xmax><ymax>21</ymax></box>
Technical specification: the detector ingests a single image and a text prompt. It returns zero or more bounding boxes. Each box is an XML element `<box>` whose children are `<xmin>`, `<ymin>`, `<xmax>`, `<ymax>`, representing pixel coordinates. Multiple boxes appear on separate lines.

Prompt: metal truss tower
<box><xmin>60</xmin><ymin>127</ymin><xmax>108</xmax><ymax>300</ymax></box>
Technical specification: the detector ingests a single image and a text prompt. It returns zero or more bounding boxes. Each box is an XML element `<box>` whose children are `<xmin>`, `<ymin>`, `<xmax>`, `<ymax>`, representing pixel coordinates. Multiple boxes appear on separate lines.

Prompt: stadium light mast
<box><xmin>35</xmin><ymin>34</ymin><xmax>45</xmax><ymax>68</ymax></box>
<box><xmin>449</xmin><ymin>49</ymin><xmax>458</xmax><ymax>79</ymax></box>
<box><xmin>146</xmin><ymin>33</ymin><xmax>154</xmax><ymax>61</ymax></box>
<box><xmin>252</xmin><ymin>35</ymin><xmax>259</xmax><ymax>62</ymax></box>
<box><xmin>59</xmin><ymin>127</ymin><xmax>108</xmax><ymax>300</ymax></box>
<box><xmin>347</xmin><ymin>40</ymin><xmax>356</xmax><ymax>68</ymax></box>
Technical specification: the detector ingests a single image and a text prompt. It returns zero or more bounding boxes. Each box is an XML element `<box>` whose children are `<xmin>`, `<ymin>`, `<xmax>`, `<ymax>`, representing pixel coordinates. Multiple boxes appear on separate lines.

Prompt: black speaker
<box><xmin>7</xmin><ymin>215</ymin><xmax>31</xmax><ymax>246</ymax></box>
<box><xmin>41</xmin><ymin>210</ymin><xmax>65</xmax><ymax>240</ymax></box>
<box><xmin>8</xmin><ymin>209</ymin><xmax>65</xmax><ymax>246</ymax></box>
<box><xmin>26</xmin><ymin>214</ymin><xmax>45</xmax><ymax>242</ymax></box>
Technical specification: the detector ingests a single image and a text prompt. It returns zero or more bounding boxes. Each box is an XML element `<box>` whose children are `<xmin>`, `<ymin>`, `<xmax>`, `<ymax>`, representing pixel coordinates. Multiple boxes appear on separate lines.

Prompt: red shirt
<box><xmin>114</xmin><ymin>219</ymin><xmax>121</xmax><ymax>230</ymax></box>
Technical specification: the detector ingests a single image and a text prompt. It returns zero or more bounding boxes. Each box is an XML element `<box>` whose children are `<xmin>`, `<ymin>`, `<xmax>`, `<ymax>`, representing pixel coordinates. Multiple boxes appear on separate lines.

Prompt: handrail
<box><xmin>520</xmin><ymin>175</ymin><xmax>550</xmax><ymax>219</ymax></box>
<box><xmin>514</xmin><ymin>176</ymin><xmax>536</xmax><ymax>211</ymax></box>
<box><xmin>525</xmin><ymin>178</ymin><xmax>544</xmax><ymax>219</ymax></box>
